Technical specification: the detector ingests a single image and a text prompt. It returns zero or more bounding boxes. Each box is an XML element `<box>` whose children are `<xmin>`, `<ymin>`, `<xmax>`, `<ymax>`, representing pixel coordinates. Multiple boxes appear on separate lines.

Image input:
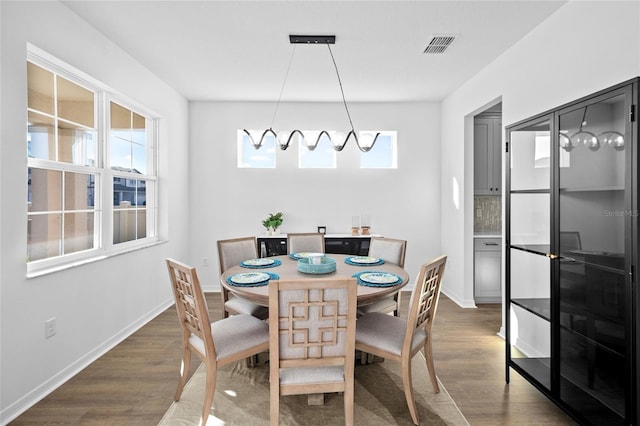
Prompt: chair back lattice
<box><xmin>287</xmin><ymin>233</ymin><xmax>325</xmax><ymax>254</ymax></box>
<box><xmin>166</xmin><ymin>259</ymin><xmax>215</xmax><ymax>357</ymax></box>
<box><xmin>217</xmin><ymin>236</ymin><xmax>258</xmax><ymax>274</ymax></box>
<box><xmin>270</xmin><ymin>278</ymin><xmax>356</xmax><ymax>363</ymax></box>
<box><xmin>406</xmin><ymin>256</ymin><xmax>447</xmax><ymax>341</ymax></box>
<box><xmin>368</xmin><ymin>237</ymin><xmax>407</xmax><ymax>267</ymax></box>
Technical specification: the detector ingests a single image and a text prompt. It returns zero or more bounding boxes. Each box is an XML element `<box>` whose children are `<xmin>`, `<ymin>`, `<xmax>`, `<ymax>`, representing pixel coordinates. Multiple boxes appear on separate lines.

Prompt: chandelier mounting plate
<box><xmin>289</xmin><ymin>35</ymin><xmax>335</xmax><ymax>45</ymax></box>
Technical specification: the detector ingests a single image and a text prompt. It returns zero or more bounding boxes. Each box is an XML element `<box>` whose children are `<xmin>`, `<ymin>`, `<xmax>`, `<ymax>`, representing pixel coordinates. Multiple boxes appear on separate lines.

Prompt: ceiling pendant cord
<box><xmin>270</xmin><ymin>45</ymin><xmax>297</xmax><ymax>132</ymax></box>
<box><xmin>245</xmin><ymin>34</ymin><xmax>379</xmax><ymax>153</ymax></box>
<box><xmin>243</xmin><ymin>44</ymin><xmax>299</xmax><ymax>150</ymax></box>
<box><xmin>327</xmin><ymin>44</ymin><xmax>379</xmax><ymax>152</ymax></box>
<box><xmin>571</xmin><ymin>106</ymin><xmax>599</xmax><ymax>151</ymax></box>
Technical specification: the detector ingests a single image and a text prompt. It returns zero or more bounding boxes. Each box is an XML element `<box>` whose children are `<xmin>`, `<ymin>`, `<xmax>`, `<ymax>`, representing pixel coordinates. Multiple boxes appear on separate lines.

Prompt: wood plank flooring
<box><xmin>10</xmin><ymin>293</ymin><xmax>575</xmax><ymax>425</ymax></box>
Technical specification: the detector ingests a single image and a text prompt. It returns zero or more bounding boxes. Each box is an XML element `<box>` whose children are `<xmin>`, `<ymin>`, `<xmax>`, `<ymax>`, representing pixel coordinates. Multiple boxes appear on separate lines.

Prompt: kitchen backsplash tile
<box><xmin>474</xmin><ymin>195</ymin><xmax>501</xmax><ymax>234</ymax></box>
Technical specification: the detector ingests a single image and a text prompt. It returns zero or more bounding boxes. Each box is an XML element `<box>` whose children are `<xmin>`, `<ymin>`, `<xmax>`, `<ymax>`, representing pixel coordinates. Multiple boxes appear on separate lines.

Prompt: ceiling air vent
<box><xmin>423</xmin><ymin>34</ymin><xmax>457</xmax><ymax>54</ymax></box>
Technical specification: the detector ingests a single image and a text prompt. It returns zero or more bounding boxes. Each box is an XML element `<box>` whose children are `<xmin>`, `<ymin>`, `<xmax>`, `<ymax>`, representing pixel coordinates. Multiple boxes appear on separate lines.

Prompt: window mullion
<box><xmin>100</xmin><ymin>90</ymin><xmax>113</xmax><ymax>253</ymax></box>
<box><xmin>60</xmin><ymin>171</ymin><xmax>65</xmax><ymax>256</ymax></box>
<box><xmin>53</xmin><ymin>71</ymin><xmax>59</xmax><ymax>162</ymax></box>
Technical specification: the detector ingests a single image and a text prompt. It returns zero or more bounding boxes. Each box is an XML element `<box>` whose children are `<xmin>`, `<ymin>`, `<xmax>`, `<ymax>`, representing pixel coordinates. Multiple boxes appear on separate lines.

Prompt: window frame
<box><xmin>107</xmin><ymin>97</ymin><xmax>158</xmax><ymax>249</ymax></box>
<box><xmin>26</xmin><ymin>45</ymin><xmax>159</xmax><ymax>277</ymax></box>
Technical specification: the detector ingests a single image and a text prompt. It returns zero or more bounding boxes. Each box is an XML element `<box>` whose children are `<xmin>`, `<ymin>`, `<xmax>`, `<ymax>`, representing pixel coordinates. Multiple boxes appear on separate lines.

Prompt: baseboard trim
<box><xmin>0</xmin><ymin>298</ymin><xmax>174</xmax><ymax>425</ymax></box>
<box><xmin>441</xmin><ymin>288</ymin><xmax>477</xmax><ymax>308</ymax></box>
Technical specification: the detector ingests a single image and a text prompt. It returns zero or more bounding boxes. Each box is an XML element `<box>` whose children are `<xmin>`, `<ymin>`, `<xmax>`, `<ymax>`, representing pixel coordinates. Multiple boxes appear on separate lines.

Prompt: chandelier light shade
<box><xmin>243</xmin><ymin>34</ymin><xmax>380</xmax><ymax>153</ymax></box>
<box><xmin>598</xmin><ymin>130</ymin><xmax>625</xmax><ymax>151</ymax></box>
<box><xmin>276</xmin><ymin>129</ymin><xmax>304</xmax><ymax>151</ymax></box>
<box><xmin>558</xmin><ymin>133</ymin><xmax>575</xmax><ymax>152</ymax></box>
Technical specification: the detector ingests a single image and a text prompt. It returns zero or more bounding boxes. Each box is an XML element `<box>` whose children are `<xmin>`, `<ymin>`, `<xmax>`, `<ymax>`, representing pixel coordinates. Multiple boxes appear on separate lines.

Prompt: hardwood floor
<box><xmin>11</xmin><ymin>293</ymin><xmax>575</xmax><ymax>425</ymax></box>
<box><xmin>428</xmin><ymin>297</ymin><xmax>576</xmax><ymax>426</ymax></box>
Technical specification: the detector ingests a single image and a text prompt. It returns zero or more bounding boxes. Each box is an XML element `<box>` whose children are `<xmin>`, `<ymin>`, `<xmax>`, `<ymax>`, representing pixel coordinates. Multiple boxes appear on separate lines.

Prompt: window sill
<box><xmin>26</xmin><ymin>239</ymin><xmax>167</xmax><ymax>279</ymax></box>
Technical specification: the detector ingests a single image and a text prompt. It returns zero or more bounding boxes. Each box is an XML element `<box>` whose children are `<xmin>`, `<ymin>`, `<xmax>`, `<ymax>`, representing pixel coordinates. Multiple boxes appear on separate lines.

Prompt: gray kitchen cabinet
<box><xmin>474</xmin><ymin>117</ymin><xmax>502</xmax><ymax>195</ymax></box>
<box><xmin>474</xmin><ymin>237</ymin><xmax>502</xmax><ymax>303</ymax></box>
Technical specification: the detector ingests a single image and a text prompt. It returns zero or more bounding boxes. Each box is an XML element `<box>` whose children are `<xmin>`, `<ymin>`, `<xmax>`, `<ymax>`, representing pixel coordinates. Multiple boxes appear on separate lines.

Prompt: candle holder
<box><xmin>360</xmin><ymin>213</ymin><xmax>371</xmax><ymax>235</ymax></box>
<box><xmin>351</xmin><ymin>215</ymin><xmax>360</xmax><ymax>236</ymax></box>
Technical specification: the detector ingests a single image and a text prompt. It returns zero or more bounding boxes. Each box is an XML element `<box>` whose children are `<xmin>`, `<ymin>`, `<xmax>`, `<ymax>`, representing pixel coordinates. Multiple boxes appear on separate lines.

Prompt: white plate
<box><xmin>359</xmin><ymin>272</ymin><xmax>399</xmax><ymax>284</ymax></box>
<box><xmin>230</xmin><ymin>272</ymin><xmax>270</xmax><ymax>284</ymax></box>
<box><xmin>349</xmin><ymin>256</ymin><xmax>380</xmax><ymax>264</ymax></box>
<box><xmin>242</xmin><ymin>258</ymin><xmax>275</xmax><ymax>266</ymax></box>
<box><xmin>293</xmin><ymin>252</ymin><xmax>324</xmax><ymax>258</ymax></box>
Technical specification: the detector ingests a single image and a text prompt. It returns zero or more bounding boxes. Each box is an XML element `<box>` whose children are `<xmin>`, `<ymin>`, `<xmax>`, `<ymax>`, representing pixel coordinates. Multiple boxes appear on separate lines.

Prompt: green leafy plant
<box><xmin>262</xmin><ymin>212</ymin><xmax>283</xmax><ymax>230</ymax></box>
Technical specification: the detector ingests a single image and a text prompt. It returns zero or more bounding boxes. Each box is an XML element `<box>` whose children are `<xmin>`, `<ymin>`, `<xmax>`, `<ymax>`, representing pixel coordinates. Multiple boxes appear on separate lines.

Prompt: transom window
<box><xmin>237</xmin><ymin>129</ymin><xmax>276</xmax><ymax>168</ymax></box>
<box><xmin>360</xmin><ymin>131</ymin><xmax>397</xmax><ymax>169</ymax></box>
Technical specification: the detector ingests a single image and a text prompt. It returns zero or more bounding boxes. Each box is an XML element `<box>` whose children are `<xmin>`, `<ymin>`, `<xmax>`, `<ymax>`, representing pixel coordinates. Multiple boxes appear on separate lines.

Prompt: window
<box><xmin>360</xmin><ymin>131</ymin><xmax>397</xmax><ymax>169</ymax></box>
<box><xmin>26</xmin><ymin>49</ymin><xmax>158</xmax><ymax>274</ymax></box>
<box><xmin>237</xmin><ymin>130</ymin><xmax>276</xmax><ymax>168</ymax></box>
<box><xmin>110</xmin><ymin>101</ymin><xmax>155</xmax><ymax>244</ymax></box>
<box><xmin>534</xmin><ymin>132</ymin><xmax>550</xmax><ymax>168</ymax></box>
<box><xmin>299</xmin><ymin>131</ymin><xmax>336</xmax><ymax>169</ymax></box>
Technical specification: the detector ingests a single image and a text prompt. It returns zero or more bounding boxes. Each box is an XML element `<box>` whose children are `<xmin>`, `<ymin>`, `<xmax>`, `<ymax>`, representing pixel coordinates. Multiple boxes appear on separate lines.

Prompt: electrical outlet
<box><xmin>45</xmin><ymin>317</ymin><xmax>56</xmax><ymax>339</ymax></box>
<box><xmin>202</xmin><ymin>257</ymin><xmax>209</xmax><ymax>266</ymax></box>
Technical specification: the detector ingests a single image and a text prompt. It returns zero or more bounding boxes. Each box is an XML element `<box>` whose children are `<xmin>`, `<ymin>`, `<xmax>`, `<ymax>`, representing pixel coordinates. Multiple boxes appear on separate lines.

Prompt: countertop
<box><xmin>474</xmin><ymin>234</ymin><xmax>502</xmax><ymax>238</ymax></box>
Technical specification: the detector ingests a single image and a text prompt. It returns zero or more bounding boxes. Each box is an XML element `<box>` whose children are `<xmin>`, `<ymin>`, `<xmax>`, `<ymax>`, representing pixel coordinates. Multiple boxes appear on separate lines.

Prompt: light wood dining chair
<box><xmin>358</xmin><ymin>237</ymin><xmax>407</xmax><ymax>317</ymax></box>
<box><xmin>217</xmin><ymin>236</ymin><xmax>269</xmax><ymax>320</ymax></box>
<box><xmin>269</xmin><ymin>277</ymin><xmax>357</xmax><ymax>426</ymax></box>
<box><xmin>355</xmin><ymin>255</ymin><xmax>447</xmax><ymax>426</ymax></box>
<box><xmin>286</xmin><ymin>232</ymin><xmax>325</xmax><ymax>254</ymax></box>
<box><xmin>166</xmin><ymin>258</ymin><xmax>270</xmax><ymax>424</ymax></box>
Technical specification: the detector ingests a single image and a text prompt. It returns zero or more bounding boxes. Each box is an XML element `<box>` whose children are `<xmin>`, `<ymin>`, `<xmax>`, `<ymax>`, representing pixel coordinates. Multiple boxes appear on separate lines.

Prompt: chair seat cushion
<box><xmin>189</xmin><ymin>314</ymin><xmax>269</xmax><ymax>360</ymax></box>
<box><xmin>279</xmin><ymin>366</ymin><xmax>344</xmax><ymax>385</ymax></box>
<box><xmin>356</xmin><ymin>312</ymin><xmax>427</xmax><ymax>356</ymax></box>
<box><xmin>225</xmin><ymin>295</ymin><xmax>269</xmax><ymax>319</ymax></box>
<box><xmin>357</xmin><ymin>296</ymin><xmax>397</xmax><ymax>316</ymax></box>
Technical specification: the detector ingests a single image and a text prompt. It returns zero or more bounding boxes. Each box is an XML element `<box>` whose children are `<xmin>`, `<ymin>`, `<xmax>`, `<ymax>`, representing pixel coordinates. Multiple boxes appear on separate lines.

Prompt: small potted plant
<box><xmin>262</xmin><ymin>212</ymin><xmax>283</xmax><ymax>235</ymax></box>
<box><xmin>262</xmin><ymin>217</ymin><xmax>273</xmax><ymax>235</ymax></box>
<box><xmin>268</xmin><ymin>212</ymin><xmax>283</xmax><ymax>235</ymax></box>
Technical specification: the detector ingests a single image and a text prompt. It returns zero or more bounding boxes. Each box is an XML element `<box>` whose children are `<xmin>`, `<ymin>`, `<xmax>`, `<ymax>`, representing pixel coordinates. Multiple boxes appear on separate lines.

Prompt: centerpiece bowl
<box><xmin>297</xmin><ymin>256</ymin><xmax>336</xmax><ymax>274</ymax></box>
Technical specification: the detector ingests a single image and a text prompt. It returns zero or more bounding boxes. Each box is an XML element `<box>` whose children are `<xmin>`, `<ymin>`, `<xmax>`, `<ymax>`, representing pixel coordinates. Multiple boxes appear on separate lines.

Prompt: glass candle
<box><xmin>352</xmin><ymin>215</ymin><xmax>360</xmax><ymax>228</ymax></box>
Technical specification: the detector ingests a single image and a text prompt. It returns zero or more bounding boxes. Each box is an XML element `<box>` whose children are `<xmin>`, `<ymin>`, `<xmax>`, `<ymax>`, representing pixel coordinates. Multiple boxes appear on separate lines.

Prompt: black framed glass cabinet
<box><xmin>506</xmin><ymin>78</ymin><xmax>639</xmax><ymax>425</ymax></box>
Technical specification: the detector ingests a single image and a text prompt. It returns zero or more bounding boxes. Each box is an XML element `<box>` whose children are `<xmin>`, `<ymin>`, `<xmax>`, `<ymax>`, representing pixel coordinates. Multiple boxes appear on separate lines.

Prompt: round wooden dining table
<box><xmin>220</xmin><ymin>253</ymin><xmax>410</xmax><ymax>308</ymax></box>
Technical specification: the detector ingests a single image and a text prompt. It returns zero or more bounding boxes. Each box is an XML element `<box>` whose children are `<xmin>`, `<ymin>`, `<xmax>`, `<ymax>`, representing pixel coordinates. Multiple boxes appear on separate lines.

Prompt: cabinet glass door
<box><xmin>508</xmin><ymin>117</ymin><xmax>552</xmax><ymax>389</ymax></box>
<box><xmin>557</xmin><ymin>91</ymin><xmax>629</xmax><ymax>423</ymax></box>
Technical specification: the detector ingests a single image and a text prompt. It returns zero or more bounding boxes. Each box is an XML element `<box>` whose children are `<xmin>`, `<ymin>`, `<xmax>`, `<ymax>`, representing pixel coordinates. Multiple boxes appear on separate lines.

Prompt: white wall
<box><xmin>0</xmin><ymin>1</ymin><xmax>190</xmax><ymax>422</ymax></box>
<box><xmin>440</xmin><ymin>0</ymin><xmax>640</xmax><ymax>311</ymax></box>
<box><xmin>188</xmin><ymin>101</ymin><xmax>442</xmax><ymax>290</ymax></box>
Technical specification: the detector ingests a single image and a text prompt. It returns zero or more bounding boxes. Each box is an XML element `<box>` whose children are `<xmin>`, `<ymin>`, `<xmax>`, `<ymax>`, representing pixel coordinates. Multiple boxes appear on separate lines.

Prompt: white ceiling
<box><xmin>62</xmin><ymin>0</ymin><xmax>567</xmax><ymax>102</ymax></box>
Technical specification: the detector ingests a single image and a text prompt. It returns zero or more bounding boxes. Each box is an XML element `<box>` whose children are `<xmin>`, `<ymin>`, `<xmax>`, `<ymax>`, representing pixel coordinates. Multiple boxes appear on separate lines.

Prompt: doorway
<box><xmin>473</xmin><ymin>102</ymin><xmax>502</xmax><ymax>304</ymax></box>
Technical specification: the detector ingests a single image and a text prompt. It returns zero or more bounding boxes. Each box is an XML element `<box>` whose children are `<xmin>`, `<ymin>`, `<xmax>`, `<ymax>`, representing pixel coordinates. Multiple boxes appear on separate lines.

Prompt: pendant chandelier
<box><xmin>559</xmin><ymin>105</ymin><xmax>625</xmax><ymax>152</ymax></box>
<box><xmin>243</xmin><ymin>35</ymin><xmax>380</xmax><ymax>153</ymax></box>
